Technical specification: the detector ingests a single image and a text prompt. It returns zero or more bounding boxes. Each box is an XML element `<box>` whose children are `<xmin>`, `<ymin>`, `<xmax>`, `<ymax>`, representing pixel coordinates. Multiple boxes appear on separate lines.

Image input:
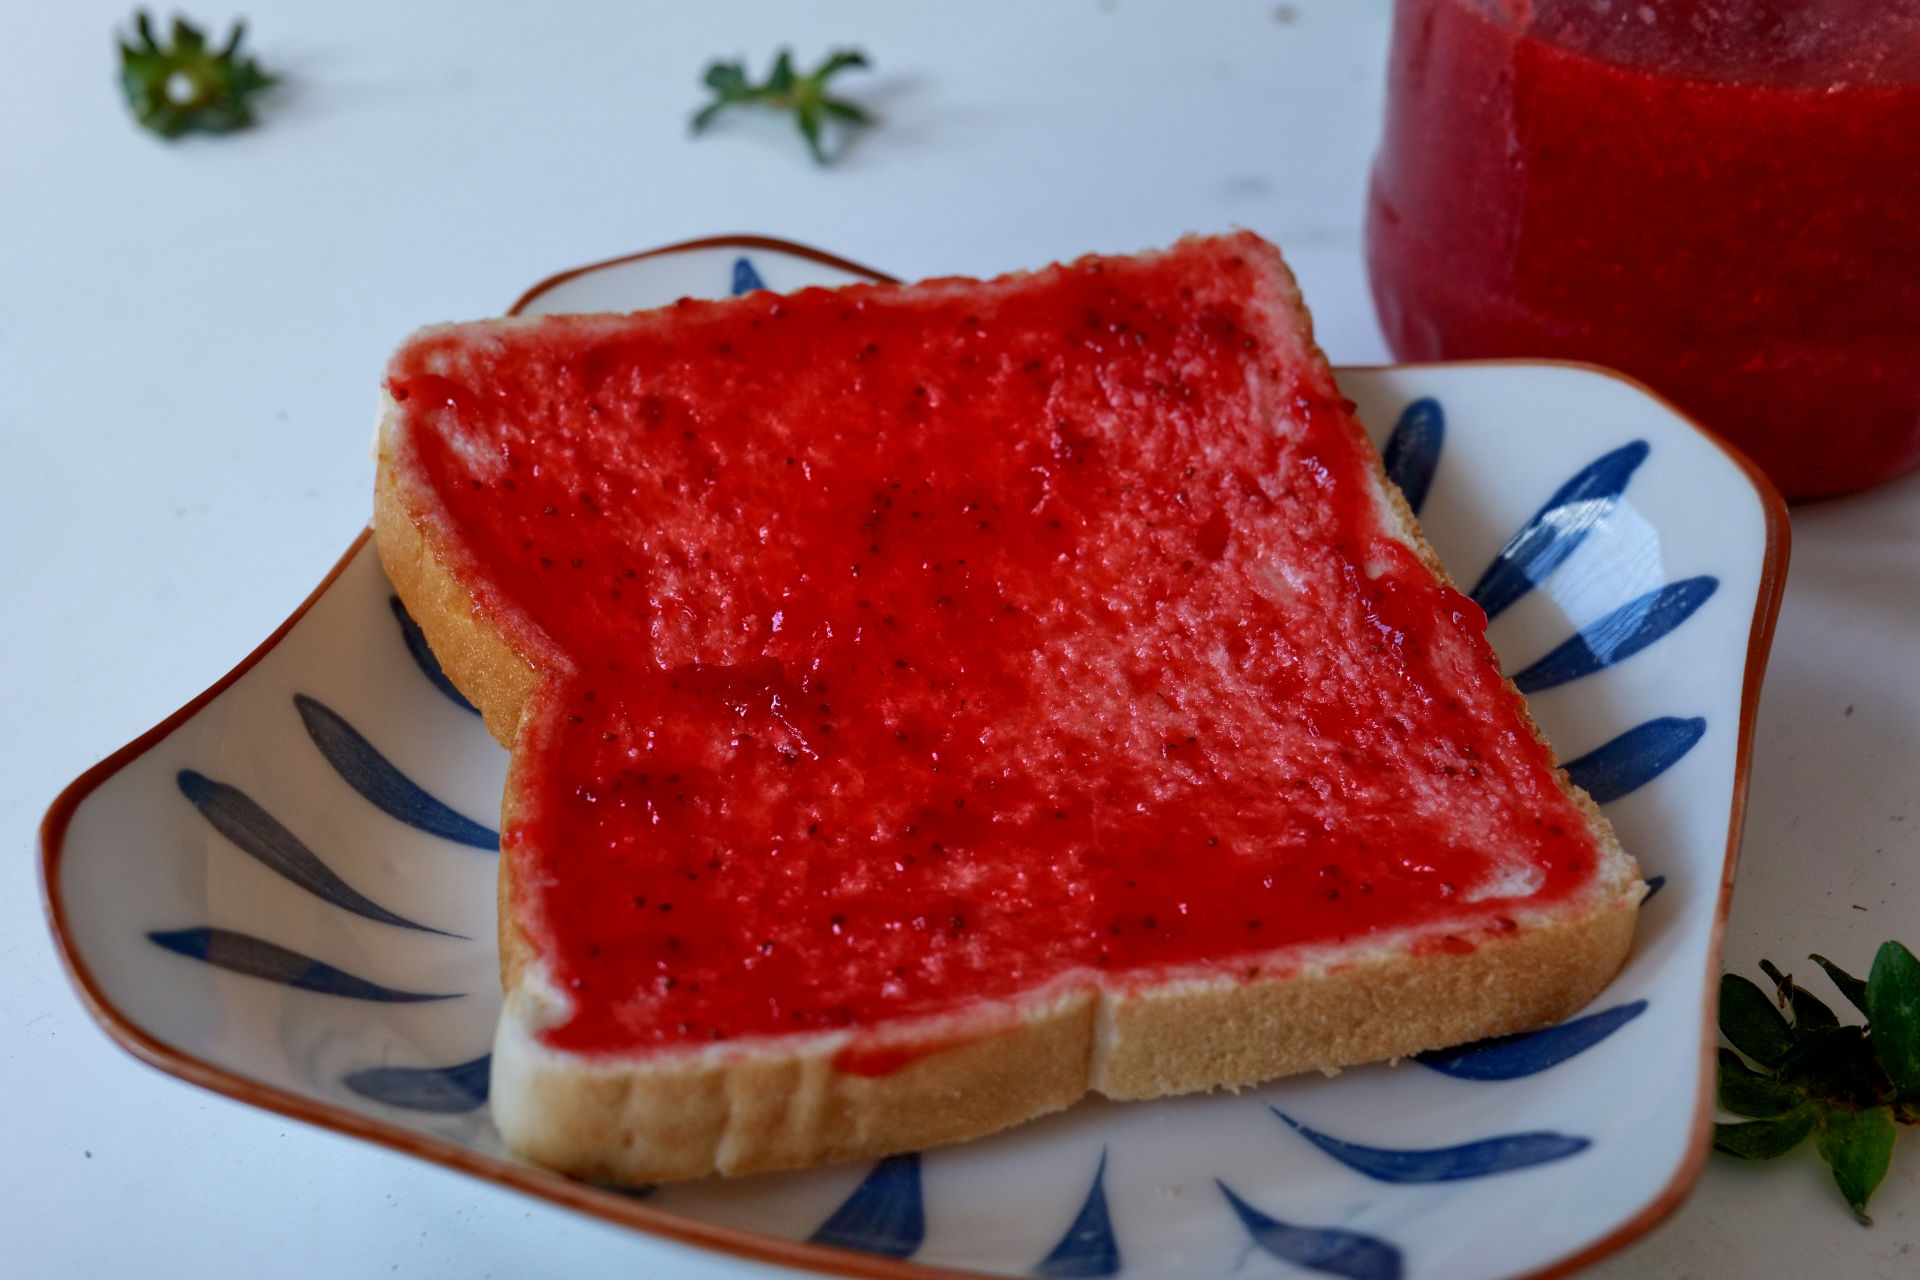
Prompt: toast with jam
<box><xmin>373</xmin><ymin>233</ymin><xmax>1642</xmax><ymax>1183</ymax></box>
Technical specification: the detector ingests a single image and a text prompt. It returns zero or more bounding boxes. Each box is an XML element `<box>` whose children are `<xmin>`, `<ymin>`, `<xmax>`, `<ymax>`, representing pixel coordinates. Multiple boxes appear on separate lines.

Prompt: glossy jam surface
<box><xmin>389</xmin><ymin>235</ymin><xmax>1604</xmax><ymax>1056</ymax></box>
<box><xmin>1367</xmin><ymin>0</ymin><xmax>1920</xmax><ymax>500</ymax></box>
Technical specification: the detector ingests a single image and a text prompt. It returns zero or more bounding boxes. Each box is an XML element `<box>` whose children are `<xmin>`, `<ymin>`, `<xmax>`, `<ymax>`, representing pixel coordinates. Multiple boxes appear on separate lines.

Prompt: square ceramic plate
<box><xmin>43</xmin><ymin>237</ymin><xmax>1788</xmax><ymax>1280</ymax></box>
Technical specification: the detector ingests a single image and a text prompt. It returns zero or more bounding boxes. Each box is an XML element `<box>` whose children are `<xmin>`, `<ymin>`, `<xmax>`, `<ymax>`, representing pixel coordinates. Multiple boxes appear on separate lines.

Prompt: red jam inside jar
<box><xmin>1366</xmin><ymin>0</ymin><xmax>1920</xmax><ymax>500</ymax></box>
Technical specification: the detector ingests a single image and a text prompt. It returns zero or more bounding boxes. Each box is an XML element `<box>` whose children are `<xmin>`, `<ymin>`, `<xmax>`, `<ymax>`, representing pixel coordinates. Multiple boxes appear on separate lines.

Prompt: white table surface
<box><xmin>5</xmin><ymin>2</ymin><xmax>1917</xmax><ymax>1276</ymax></box>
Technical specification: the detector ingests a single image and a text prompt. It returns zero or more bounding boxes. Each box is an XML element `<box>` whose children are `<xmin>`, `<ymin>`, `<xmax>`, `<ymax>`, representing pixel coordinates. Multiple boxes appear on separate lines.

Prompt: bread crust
<box><xmin>373</xmin><ymin>238</ymin><xmax>1640</xmax><ymax>1185</ymax></box>
<box><xmin>490</xmin><ymin>982</ymin><xmax>1101</xmax><ymax>1183</ymax></box>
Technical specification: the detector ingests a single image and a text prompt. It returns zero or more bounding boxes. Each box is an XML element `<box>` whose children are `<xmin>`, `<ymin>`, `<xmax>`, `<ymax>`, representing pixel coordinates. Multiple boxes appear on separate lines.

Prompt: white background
<box><xmin>4</xmin><ymin>2</ymin><xmax>1918</xmax><ymax>1276</ymax></box>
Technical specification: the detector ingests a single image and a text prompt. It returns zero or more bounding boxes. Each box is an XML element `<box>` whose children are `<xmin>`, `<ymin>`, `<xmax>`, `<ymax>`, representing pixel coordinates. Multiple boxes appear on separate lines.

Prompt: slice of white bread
<box><xmin>373</xmin><ymin>233</ymin><xmax>1642</xmax><ymax>1185</ymax></box>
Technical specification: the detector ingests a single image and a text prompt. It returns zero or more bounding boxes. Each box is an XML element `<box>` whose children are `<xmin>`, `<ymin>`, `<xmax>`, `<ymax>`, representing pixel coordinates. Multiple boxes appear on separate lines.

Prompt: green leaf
<box><xmin>1719</xmin><ymin>1048</ymin><xmax>1802</xmax><ymax>1117</ymax></box>
<box><xmin>1721</xmin><ymin>973</ymin><xmax>1796</xmax><ymax>1068</ymax></box>
<box><xmin>1789</xmin><ymin>1025</ymin><xmax>1903</xmax><ymax>1115</ymax></box>
<box><xmin>767</xmin><ymin>50</ymin><xmax>796</xmax><ymax>94</ymax></box>
<box><xmin>1794</xmin><ymin>987</ymin><xmax>1841</xmax><ymax>1031</ymax></box>
<box><xmin>1811</xmin><ymin>953</ymin><xmax>1873</xmax><ymax>1019</ymax></box>
<box><xmin>1777</xmin><ymin>1024</ymin><xmax>1861</xmax><ymax>1083</ymax></box>
<box><xmin>1714</xmin><ymin>1105</ymin><xmax>1818</xmax><ymax>1159</ymax></box>
<box><xmin>1815</xmin><ymin>1106</ymin><xmax>1897</xmax><ymax>1224</ymax></box>
<box><xmin>170</xmin><ymin>16</ymin><xmax>206</xmax><ymax>57</ymax></box>
<box><xmin>702</xmin><ymin>61</ymin><xmax>748</xmax><ymax>96</ymax></box>
<box><xmin>816</xmin><ymin>49</ymin><xmax>870</xmax><ymax>80</ymax></box>
<box><xmin>117</xmin><ymin>8</ymin><xmax>276</xmax><ymax>140</ymax></box>
<box><xmin>821</xmin><ymin>98</ymin><xmax>871</xmax><ymax>124</ymax></box>
<box><xmin>688</xmin><ymin>46</ymin><xmax>873</xmax><ymax>164</ymax></box>
<box><xmin>795</xmin><ymin>103</ymin><xmax>825</xmax><ymax>164</ymax></box>
<box><xmin>1867</xmin><ymin>942</ymin><xmax>1920</xmax><ymax>1093</ymax></box>
<box><xmin>1762</xmin><ymin>959</ymin><xmax>1840</xmax><ymax>1033</ymax></box>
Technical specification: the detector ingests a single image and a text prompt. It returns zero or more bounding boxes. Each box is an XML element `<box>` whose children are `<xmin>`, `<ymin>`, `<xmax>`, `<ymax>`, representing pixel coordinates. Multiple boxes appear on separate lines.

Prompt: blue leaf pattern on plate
<box><xmin>177</xmin><ymin>770</ymin><xmax>458</xmax><ymax>936</ymax></box>
<box><xmin>1562</xmin><ymin>716</ymin><xmax>1706</xmax><ymax>804</ymax></box>
<box><xmin>732</xmin><ymin>257</ymin><xmax>767</xmax><ymax>295</ymax></box>
<box><xmin>809</xmin><ymin>1153</ymin><xmax>924</xmax><ymax>1258</ymax></box>
<box><xmin>1217</xmin><ymin>1181</ymin><xmax>1402</xmax><ymax>1280</ymax></box>
<box><xmin>1035</xmin><ymin>1150</ymin><xmax>1120</xmax><ymax>1278</ymax></box>
<box><xmin>344</xmin><ymin>1055</ymin><xmax>491</xmax><ymax>1112</ymax></box>
<box><xmin>1644</xmin><ymin>874</ymin><xmax>1667</xmax><ymax>900</ymax></box>
<box><xmin>389</xmin><ymin>596</ymin><xmax>479</xmax><ymax>714</ymax></box>
<box><xmin>148</xmin><ymin>927</ymin><xmax>459</xmax><ymax>1003</ymax></box>
<box><xmin>1418</xmin><ymin>1002</ymin><xmax>1649</xmax><ymax>1080</ymax></box>
<box><xmin>1469</xmin><ymin>441</ymin><xmax>1651</xmax><ymax>621</ymax></box>
<box><xmin>1511</xmin><ymin>577</ymin><xmax>1718</xmax><ymax>693</ymax></box>
<box><xmin>1273</xmin><ymin>1111</ymin><xmax>1589</xmax><ymax>1182</ymax></box>
<box><xmin>1381</xmin><ymin>397</ymin><xmax>1444</xmax><ymax>516</ymax></box>
<box><xmin>295</xmin><ymin>695</ymin><xmax>499</xmax><ymax>851</ymax></box>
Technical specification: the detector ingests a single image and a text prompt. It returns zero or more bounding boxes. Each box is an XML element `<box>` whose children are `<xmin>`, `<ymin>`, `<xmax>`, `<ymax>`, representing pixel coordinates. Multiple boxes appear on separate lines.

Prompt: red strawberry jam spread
<box><xmin>386</xmin><ymin>235</ymin><xmax>1609</xmax><ymax>1058</ymax></box>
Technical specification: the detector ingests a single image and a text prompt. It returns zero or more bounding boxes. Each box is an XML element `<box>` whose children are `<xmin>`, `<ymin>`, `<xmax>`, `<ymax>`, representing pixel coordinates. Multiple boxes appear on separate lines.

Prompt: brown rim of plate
<box><xmin>39</xmin><ymin>235</ymin><xmax>1791</xmax><ymax>1280</ymax></box>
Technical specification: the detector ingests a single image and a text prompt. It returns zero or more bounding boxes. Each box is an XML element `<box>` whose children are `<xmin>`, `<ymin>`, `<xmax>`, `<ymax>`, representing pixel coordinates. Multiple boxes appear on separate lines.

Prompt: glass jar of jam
<box><xmin>1366</xmin><ymin>0</ymin><xmax>1920</xmax><ymax>500</ymax></box>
